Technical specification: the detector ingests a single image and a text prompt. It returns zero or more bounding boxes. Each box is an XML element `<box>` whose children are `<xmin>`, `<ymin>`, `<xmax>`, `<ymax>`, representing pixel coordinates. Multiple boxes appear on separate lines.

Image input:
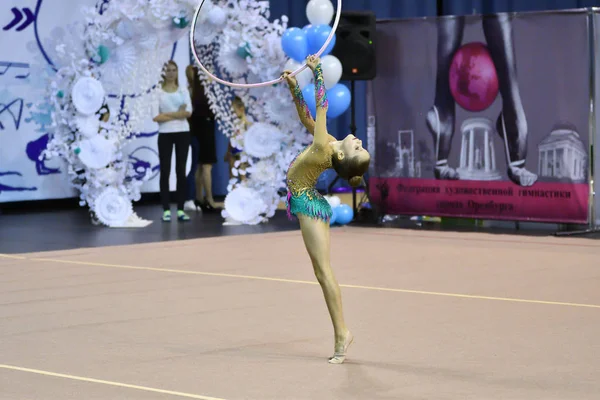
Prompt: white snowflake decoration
<box><xmin>28</xmin><ymin>0</ymin><xmax>199</xmax><ymax>226</ymax></box>
<box><xmin>223</xmin><ymin>186</ymin><xmax>266</xmax><ymax>225</ymax></box>
<box><xmin>243</xmin><ymin>122</ymin><xmax>284</xmax><ymax>159</ymax></box>
<box><xmin>193</xmin><ymin>0</ymin><xmax>316</xmax><ymax>224</ymax></box>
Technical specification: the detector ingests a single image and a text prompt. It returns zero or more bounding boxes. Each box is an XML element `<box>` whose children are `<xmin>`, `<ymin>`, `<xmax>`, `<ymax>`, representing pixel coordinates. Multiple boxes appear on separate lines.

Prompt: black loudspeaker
<box><xmin>331</xmin><ymin>11</ymin><xmax>377</xmax><ymax>81</ymax></box>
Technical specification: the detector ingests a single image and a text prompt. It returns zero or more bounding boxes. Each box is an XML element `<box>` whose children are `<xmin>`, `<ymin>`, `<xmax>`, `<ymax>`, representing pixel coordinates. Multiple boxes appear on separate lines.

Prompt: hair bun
<box><xmin>348</xmin><ymin>176</ymin><xmax>363</xmax><ymax>187</ymax></box>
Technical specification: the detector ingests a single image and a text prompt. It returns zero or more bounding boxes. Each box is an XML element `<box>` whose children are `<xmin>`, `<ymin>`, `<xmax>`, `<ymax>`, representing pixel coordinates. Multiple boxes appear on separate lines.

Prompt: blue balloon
<box><xmin>306</xmin><ymin>24</ymin><xmax>336</xmax><ymax>56</ymax></box>
<box><xmin>302</xmin><ymin>83</ymin><xmax>351</xmax><ymax>120</ymax></box>
<box><xmin>302</xmin><ymin>24</ymin><xmax>313</xmax><ymax>33</ymax></box>
<box><xmin>326</xmin><ymin>84</ymin><xmax>351</xmax><ymax>118</ymax></box>
<box><xmin>281</xmin><ymin>27</ymin><xmax>308</xmax><ymax>62</ymax></box>
<box><xmin>301</xmin><ymin>84</ymin><xmax>317</xmax><ymax>118</ymax></box>
<box><xmin>329</xmin><ymin>206</ymin><xmax>337</xmax><ymax>226</ymax></box>
<box><xmin>335</xmin><ymin>204</ymin><xmax>354</xmax><ymax>225</ymax></box>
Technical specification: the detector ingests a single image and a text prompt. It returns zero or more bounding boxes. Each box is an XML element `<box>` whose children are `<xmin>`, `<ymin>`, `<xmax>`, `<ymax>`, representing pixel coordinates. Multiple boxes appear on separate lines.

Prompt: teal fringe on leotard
<box><xmin>286</xmin><ymin>188</ymin><xmax>333</xmax><ymax>223</ymax></box>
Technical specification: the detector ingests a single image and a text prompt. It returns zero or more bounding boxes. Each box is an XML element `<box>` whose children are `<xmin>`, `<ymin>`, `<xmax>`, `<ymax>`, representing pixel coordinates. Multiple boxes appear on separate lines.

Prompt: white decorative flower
<box><xmin>192</xmin><ymin>2</ymin><xmax>225</xmax><ymax>45</ymax></box>
<box><xmin>218</xmin><ymin>40</ymin><xmax>250</xmax><ymax>78</ymax></box>
<box><xmin>224</xmin><ymin>186</ymin><xmax>266</xmax><ymax>225</ymax></box>
<box><xmin>194</xmin><ymin>22</ymin><xmax>219</xmax><ymax>46</ymax></box>
<box><xmin>243</xmin><ymin>122</ymin><xmax>284</xmax><ymax>158</ymax></box>
<box><xmin>247</xmin><ymin>159</ymin><xmax>279</xmax><ymax>184</ymax></box>
<box><xmin>75</xmin><ymin>115</ymin><xmax>100</xmax><ymax>138</ymax></box>
<box><xmin>77</xmin><ymin>136</ymin><xmax>115</xmax><ymax>170</ymax></box>
<box><xmin>72</xmin><ymin>77</ymin><xmax>105</xmax><ymax>116</ymax></box>
<box><xmin>208</xmin><ymin>6</ymin><xmax>227</xmax><ymax>26</ymax></box>
<box><xmin>95</xmin><ymin>167</ymin><xmax>121</xmax><ymax>185</ymax></box>
<box><xmin>93</xmin><ymin>187</ymin><xmax>133</xmax><ymax>227</ymax></box>
<box><xmin>195</xmin><ymin>0</ymin><xmax>216</xmax><ymax>21</ymax></box>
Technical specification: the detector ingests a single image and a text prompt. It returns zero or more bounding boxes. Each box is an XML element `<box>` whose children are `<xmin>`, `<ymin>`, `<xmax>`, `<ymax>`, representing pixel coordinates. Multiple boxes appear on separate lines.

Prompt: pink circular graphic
<box><xmin>449</xmin><ymin>42</ymin><xmax>499</xmax><ymax>112</ymax></box>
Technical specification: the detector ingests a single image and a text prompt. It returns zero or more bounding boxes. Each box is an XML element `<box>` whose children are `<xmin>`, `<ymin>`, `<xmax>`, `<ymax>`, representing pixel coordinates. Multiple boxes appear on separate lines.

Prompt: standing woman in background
<box><xmin>225</xmin><ymin>96</ymin><xmax>251</xmax><ymax>180</ymax></box>
<box><xmin>186</xmin><ymin>65</ymin><xmax>219</xmax><ymax>213</ymax></box>
<box><xmin>152</xmin><ymin>60</ymin><xmax>192</xmax><ymax>222</ymax></box>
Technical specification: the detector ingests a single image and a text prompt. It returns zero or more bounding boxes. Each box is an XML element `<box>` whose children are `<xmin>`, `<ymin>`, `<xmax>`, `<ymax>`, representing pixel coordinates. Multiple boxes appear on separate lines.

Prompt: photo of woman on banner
<box><xmin>427</xmin><ymin>13</ymin><xmax>538</xmax><ymax>187</ymax></box>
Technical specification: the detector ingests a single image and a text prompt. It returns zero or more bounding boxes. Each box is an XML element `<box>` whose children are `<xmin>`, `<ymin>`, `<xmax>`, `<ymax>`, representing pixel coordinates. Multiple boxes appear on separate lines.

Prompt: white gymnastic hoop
<box><xmin>189</xmin><ymin>0</ymin><xmax>343</xmax><ymax>88</ymax></box>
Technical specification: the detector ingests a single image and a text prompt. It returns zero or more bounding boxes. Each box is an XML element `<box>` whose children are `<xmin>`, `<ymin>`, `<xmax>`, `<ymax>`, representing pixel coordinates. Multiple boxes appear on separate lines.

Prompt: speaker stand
<box><xmin>327</xmin><ymin>80</ymin><xmax>370</xmax><ymax>217</ymax></box>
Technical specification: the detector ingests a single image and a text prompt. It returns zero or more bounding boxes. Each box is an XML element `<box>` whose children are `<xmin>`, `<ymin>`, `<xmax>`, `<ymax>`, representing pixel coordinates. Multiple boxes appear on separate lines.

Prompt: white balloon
<box><xmin>320</xmin><ymin>55</ymin><xmax>342</xmax><ymax>89</ymax></box>
<box><xmin>306</xmin><ymin>0</ymin><xmax>335</xmax><ymax>26</ymax></box>
<box><xmin>284</xmin><ymin>58</ymin><xmax>313</xmax><ymax>89</ymax></box>
<box><xmin>328</xmin><ymin>196</ymin><xmax>341</xmax><ymax>208</ymax></box>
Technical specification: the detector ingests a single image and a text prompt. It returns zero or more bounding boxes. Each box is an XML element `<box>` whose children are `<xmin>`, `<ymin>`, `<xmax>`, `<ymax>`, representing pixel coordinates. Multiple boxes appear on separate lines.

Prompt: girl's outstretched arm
<box><xmin>283</xmin><ymin>70</ymin><xmax>315</xmax><ymax>135</ymax></box>
<box><xmin>307</xmin><ymin>55</ymin><xmax>330</xmax><ymax>146</ymax></box>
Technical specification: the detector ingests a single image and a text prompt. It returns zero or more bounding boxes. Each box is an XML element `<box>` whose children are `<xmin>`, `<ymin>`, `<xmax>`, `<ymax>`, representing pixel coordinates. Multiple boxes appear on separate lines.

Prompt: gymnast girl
<box><xmin>282</xmin><ymin>55</ymin><xmax>370</xmax><ymax>364</ymax></box>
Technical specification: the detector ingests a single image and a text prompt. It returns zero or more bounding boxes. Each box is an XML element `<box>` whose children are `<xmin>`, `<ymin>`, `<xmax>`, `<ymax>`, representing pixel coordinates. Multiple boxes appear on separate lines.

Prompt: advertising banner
<box><xmin>367</xmin><ymin>10</ymin><xmax>591</xmax><ymax>223</ymax></box>
<box><xmin>594</xmin><ymin>10</ymin><xmax>600</xmax><ymax>227</ymax></box>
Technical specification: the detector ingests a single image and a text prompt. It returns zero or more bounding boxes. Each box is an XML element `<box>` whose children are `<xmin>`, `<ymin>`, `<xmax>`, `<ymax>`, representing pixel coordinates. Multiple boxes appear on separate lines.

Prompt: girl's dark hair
<box><xmin>186</xmin><ymin>65</ymin><xmax>202</xmax><ymax>99</ymax></box>
<box><xmin>331</xmin><ymin>153</ymin><xmax>370</xmax><ymax>187</ymax></box>
<box><xmin>232</xmin><ymin>96</ymin><xmax>245</xmax><ymax>108</ymax></box>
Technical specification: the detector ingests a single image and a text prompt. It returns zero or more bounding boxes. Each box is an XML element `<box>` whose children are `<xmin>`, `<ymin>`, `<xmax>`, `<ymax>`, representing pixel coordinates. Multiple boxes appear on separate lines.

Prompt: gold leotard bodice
<box><xmin>286</xmin><ymin>141</ymin><xmax>333</xmax><ymax>196</ymax></box>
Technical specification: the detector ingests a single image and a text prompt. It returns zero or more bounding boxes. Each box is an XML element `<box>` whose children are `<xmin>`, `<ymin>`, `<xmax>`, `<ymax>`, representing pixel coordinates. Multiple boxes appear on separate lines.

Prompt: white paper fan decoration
<box><xmin>77</xmin><ymin>135</ymin><xmax>114</xmax><ymax>169</ymax></box>
<box><xmin>75</xmin><ymin>115</ymin><xmax>100</xmax><ymax>138</ymax></box>
<box><xmin>243</xmin><ymin>122</ymin><xmax>283</xmax><ymax>158</ymax></box>
<box><xmin>41</xmin><ymin>23</ymin><xmax>88</xmax><ymax>68</ymax></box>
<box><xmin>196</xmin><ymin>0</ymin><xmax>216</xmax><ymax>19</ymax></box>
<box><xmin>95</xmin><ymin>167</ymin><xmax>120</xmax><ymax>185</ymax></box>
<box><xmin>247</xmin><ymin>159</ymin><xmax>279</xmax><ymax>184</ymax></box>
<box><xmin>263</xmin><ymin>95</ymin><xmax>296</xmax><ymax>125</ymax></box>
<box><xmin>193</xmin><ymin>2</ymin><xmax>224</xmax><ymax>46</ymax></box>
<box><xmin>93</xmin><ymin>187</ymin><xmax>133</xmax><ymax>226</ymax></box>
<box><xmin>98</xmin><ymin>42</ymin><xmax>138</xmax><ymax>89</ymax></box>
<box><xmin>72</xmin><ymin>77</ymin><xmax>105</xmax><ymax>116</ymax></box>
<box><xmin>246</xmin><ymin>72</ymin><xmax>270</xmax><ymax>98</ymax></box>
<box><xmin>224</xmin><ymin>186</ymin><xmax>266</xmax><ymax>225</ymax></box>
<box><xmin>155</xmin><ymin>27</ymin><xmax>187</xmax><ymax>50</ymax></box>
<box><xmin>132</xmin><ymin>20</ymin><xmax>162</xmax><ymax>49</ymax></box>
<box><xmin>218</xmin><ymin>42</ymin><xmax>250</xmax><ymax>78</ymax></box>
<box><xmin>139</xmin><ymin>34</ymin><xmax>159</xmax><ymax>50</ymax></box>
<box><xmin>194</xmin><ymin>24</ymin><xmax>219</xmax><ymax>46</ymax></box>
<box><xmin>114</xmin><ymin>19</ymin><xmax>136</xmax><ymax>41</ymax></box>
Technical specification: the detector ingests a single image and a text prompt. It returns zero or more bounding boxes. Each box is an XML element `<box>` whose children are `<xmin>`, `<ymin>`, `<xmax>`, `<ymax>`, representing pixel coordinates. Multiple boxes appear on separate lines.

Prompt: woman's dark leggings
<box><xmin>158</xmin><ymin>131</ymin><xmax>191</xmax><ymax>211</ymax></box>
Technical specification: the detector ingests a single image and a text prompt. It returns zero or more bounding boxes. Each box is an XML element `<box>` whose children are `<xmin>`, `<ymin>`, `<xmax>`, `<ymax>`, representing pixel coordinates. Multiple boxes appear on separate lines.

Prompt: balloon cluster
<box><xmin>280</xmin><ymin>0</ymin><xmax>350</xmax><ymax>119</ymax></box>
<box><xmin>325</xmin><ymin>195</ymin><xmax>354</xmax><ymax>226</ymax></box>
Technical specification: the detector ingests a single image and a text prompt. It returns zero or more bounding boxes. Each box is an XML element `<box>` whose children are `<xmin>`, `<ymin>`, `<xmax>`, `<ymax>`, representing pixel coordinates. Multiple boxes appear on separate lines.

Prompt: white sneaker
<box><xmin>183</xmin><ymin>200</ymin><xmax>200</xmax><ymax>212</ymax></box>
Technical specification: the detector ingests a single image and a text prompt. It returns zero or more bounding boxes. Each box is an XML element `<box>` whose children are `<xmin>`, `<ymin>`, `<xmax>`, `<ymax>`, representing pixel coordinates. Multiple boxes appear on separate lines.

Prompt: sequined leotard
<box><xmin>286</xmin><ymin>63</ymin><xmax>334</xmax><ymax>223</ymax></box>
